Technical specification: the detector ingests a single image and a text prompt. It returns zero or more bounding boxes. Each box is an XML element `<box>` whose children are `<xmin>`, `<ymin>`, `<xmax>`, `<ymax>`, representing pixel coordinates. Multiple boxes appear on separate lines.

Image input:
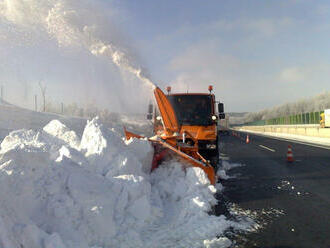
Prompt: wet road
<box><xmin>217</xmin><ymin>132</ymin><xmax>330</xmax><ymax>248</ymax></box>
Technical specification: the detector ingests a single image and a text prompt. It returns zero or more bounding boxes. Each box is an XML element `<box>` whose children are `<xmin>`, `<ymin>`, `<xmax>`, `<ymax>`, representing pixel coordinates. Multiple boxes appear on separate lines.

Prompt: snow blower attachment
<box><xmin>124</xmin><ymin>86</ymin><xmax>225</xmax><ymax>185</ymax></box>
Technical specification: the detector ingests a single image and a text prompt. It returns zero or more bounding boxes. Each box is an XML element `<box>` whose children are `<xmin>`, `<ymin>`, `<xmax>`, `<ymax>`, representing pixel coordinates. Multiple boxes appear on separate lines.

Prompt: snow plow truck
<box><xmin>124</xmin><ymin>85</ymin><xmax>225</xmax><ymax>185</ymax></box>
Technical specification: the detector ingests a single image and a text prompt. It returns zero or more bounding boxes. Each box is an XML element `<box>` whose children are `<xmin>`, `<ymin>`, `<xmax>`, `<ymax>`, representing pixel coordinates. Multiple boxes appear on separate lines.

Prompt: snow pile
<box><xmin>143</xmin><ymin>163</ymin><xmax>235</xmax><ymax>248</ymax></box>
<box><xmin>43</xmin><ymin>120</ymin><xmax>80</xmax><ymax>150</ymax></box>
<box><xmin>0</xmin><ymin>117</ymin><xmax>241</xmax><ymax>248</ymax></box>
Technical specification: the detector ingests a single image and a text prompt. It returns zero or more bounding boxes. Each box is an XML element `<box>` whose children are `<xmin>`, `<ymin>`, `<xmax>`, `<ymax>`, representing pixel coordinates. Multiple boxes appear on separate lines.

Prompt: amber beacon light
<box><xmin>166</xmin><ymin>86</ymin><xmax>171</xmax><ymax>94</ymax></box>
<box><xmin>208</xmin><ymin>85</ymin><xmax>213</xmax><ymax>93</ymax></box>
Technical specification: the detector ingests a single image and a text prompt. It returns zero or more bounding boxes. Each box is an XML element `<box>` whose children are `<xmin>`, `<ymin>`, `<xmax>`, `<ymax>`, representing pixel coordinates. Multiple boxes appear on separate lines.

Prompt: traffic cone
<box><xmin>287</xmin><ymin>145</ymin><xmax>294</xmax><ymax>162</ymax></box>
<box><xmin>246</xmin><ymin>135</ymin><xmax>250</xmax><ymax>144</ymax></box>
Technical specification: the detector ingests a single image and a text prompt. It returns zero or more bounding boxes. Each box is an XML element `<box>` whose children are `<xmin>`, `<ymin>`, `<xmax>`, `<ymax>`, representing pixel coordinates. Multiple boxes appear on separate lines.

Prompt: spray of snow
<box><xmin>217</xmin><ymin>160</ymin><xmax>244</xmax><ymax>180</ymax></box>
<box><xmin>0</xmin><ymin>0</ymin><xmax>156</xmax><ymax>91</ymax></box>
<box><xmin>0</xmin><ymin>117</ymin><xmax>251</xmax><ymax>247</ymax></box>
<box><xmin>89</xmin><ymin>42</ymin><xmax>155</xmax><ymax>90</ymax></box>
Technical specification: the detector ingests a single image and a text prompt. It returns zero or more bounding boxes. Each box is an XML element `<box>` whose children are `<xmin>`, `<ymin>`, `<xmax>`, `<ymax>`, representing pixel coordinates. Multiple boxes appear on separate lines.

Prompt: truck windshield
<box><xmin>167</xmin><ymin>95</ymin><xmax>213</xmax><ymax>126</ymax></box>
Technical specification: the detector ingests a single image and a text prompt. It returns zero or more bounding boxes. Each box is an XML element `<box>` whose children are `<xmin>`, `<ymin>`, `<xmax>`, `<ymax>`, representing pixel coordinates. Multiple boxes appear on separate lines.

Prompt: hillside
<box><xmin>233</xmin><ymin>92</ymin><xmax>330</xmax><ymax>124</ymax></box>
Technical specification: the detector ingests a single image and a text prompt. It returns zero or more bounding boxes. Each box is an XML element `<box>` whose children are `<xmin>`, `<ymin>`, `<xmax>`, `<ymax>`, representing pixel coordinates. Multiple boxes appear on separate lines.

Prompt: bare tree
<box><xmin>39</xmin><ymin>81</ymin><xmax>46</xmax><ymax>112</ymax></box>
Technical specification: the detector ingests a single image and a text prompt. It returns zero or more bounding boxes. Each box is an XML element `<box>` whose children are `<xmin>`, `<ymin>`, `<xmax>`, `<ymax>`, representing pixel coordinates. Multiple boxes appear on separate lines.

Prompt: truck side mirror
<box><xmin>219</xmin><ymin>113</ymin><xmax>225</xmax><ymax>119</ymax></box>
<box><xmin>147</xmin><ymin>103</ymin><xmax>153</xmax><ymax>120</ymax></box>
<box><xmin>218</xmin><ymin>103</ymin><xmax>224</xmax><ymax>113</ymax></box>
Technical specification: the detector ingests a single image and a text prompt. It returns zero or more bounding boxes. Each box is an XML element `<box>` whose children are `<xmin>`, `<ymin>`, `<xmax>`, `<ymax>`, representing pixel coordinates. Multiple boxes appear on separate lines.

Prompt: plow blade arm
<box><xmin>154</xmin><ymin>87</ymin><xmax>179</xmax><ymax>133</ymax></box>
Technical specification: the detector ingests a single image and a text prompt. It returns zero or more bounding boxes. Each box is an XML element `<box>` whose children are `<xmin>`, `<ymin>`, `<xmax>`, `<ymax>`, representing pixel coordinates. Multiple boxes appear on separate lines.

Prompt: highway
<box><xmin>216</xmin><ymin>132</ymin><xmax>330</xmax><ymax>248</ymax></box>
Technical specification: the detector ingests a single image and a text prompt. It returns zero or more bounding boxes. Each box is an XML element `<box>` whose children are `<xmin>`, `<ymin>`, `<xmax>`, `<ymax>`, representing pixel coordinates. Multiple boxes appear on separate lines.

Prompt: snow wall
<box><xmin>0</xmin><ymin>117</ymin><xmax>243</xmax><ymax>248</ymax></box>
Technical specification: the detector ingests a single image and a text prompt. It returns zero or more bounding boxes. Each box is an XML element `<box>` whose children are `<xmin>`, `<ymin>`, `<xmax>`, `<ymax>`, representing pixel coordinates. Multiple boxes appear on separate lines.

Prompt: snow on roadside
<box><xmin>43</xmin><ymin>120</ymin><xmax>80</xmax><ymax>150</ymax></box>
<box><xmin>0</xmin><ymin>117</ymin><xmax>249</xmax><ymax>248</ymax></box>
<box><xmin>142</xmin><ymin>163</ymin><xmax>236</xmax><ymax>248</ymax></box>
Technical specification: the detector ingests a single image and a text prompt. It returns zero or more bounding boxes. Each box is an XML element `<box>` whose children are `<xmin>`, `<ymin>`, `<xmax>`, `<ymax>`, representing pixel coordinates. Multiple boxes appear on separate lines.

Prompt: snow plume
<box><xmin>0</xmin><ymin>0</ymin><xmax>155</xmax><ymax>94</ymax></box>
<box><xmin>0</xmin><ymin>117</ymin><xmax>250</xmax><ymax>247</ymax></box>
<box><xmin>47</xmin><ymin>1</ymin><xmax>155</xmax><ymax>89</ymax></box>
<box><xmin>89</xmin><ymin>42</ymin><xmax>155</xmax><ymax>90</ymax></box>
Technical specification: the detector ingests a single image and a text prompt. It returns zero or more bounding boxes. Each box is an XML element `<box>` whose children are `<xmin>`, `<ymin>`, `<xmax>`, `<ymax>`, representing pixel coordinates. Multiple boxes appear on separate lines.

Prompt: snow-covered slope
<box><xmin>0</xmin><ymin>105</ymin><xmax>251</xmax><ymax>248</ymax></box>
<box><xmin>0</xmin><ymin>103</ymin><xmax>87</xmax><ymax>140</ymax></box>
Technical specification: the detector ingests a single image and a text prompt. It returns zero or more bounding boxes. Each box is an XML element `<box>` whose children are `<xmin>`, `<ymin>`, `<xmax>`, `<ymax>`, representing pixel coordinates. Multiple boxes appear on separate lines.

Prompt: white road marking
<box><xmin>259</xmin><ymin>145</ymin><xmax>276</xmax><ymax>152</ymax></box>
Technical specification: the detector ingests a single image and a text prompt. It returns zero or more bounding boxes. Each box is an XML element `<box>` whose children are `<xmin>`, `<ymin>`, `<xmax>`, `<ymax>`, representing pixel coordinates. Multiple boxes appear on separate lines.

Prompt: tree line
<box><xmin>231</xmin><ymin>91</ymin><xmax>330</xmax><ymax>124</ymax></box>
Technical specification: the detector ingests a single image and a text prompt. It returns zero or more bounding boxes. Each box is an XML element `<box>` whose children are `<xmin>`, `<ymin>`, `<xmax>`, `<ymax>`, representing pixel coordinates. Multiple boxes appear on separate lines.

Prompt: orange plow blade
<box><xmin>123</xmin><ymin>130</ymin><xmax>216</xmax><ymax>185</ymax></box>
<box><xmin>154</xmin><ymin>139</ymin><xmax>216</xmax><ymax>185</ymax></box>
<box><xmin>123</xmin><ymin>127</ymin><xmax>145</xmax><ymax>140</ymax></box>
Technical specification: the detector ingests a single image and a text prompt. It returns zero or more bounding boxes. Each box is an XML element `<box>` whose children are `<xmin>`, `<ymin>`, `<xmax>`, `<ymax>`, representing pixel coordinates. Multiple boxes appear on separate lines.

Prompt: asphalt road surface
<box><xmin>216</xmin><ymin>132</ymin><xmax>330</xmax><ymax>248</ymax></box>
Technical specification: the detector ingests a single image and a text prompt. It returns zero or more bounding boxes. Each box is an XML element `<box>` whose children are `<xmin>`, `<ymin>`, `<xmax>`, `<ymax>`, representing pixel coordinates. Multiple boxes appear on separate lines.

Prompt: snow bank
<box><xmin>43</xmin><ymin>120</ymin><xmax>80</xmax><ymax>150</ymax></box>
<box><xmin>0</xmin><ymin>117</ymin><xmax>242</xmax><ymax>248</ymax></box>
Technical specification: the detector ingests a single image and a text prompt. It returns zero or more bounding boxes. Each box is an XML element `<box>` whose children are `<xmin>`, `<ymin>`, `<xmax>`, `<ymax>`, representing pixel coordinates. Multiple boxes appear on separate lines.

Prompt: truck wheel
<box><xmin>210</xmin><ymin>136</ymin><xmax>220</xmax><ymax>172</ymax></box>
<box><xmin>210</xmin><ymin>152</ymin><xmax>219</xmax><ymax>172</ymax></box>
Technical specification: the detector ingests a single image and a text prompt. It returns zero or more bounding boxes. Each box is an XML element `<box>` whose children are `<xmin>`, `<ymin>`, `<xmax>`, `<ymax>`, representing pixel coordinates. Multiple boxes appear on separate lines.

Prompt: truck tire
<box><xmin>210</xmin><ymin>135</ymin><xmax>220</xmax><ymax>172</ymax></box>
<box><xmin>210</xmin><ymin>154</ymin><xmax>219</xmax><ymax>172</ymax></box>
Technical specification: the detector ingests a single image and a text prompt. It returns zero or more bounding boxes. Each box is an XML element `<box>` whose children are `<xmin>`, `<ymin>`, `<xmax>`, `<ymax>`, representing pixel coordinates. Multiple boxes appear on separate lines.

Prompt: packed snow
<box><xmin>0</xmin><ymin>116</ymin><xmax>250</xmax><ymax>248</ymax></box>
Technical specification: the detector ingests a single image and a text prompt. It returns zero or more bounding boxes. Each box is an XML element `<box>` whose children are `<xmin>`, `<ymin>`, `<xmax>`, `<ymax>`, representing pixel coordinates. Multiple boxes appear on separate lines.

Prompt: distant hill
<box><xmin>226</xmin><ymin>112</ymin><xmax>249</xmax><ymax>125</ymax></box>
<box><xmin>234</xmin><ymin>91</ymin><xmax>330</xmax><ymax>124</ymax></box>
<box><xmin>227</xmin><ymin>112</ymin><xmax>248</xmax><ymax>118</ymax></box>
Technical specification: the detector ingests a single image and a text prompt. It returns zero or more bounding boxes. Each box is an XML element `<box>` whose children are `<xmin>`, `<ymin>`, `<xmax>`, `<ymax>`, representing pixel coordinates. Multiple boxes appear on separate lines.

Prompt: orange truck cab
<box><xmin>148</xmin><ymin>86</ymin><xmax>225</xmax><ymax>170</ymax></box>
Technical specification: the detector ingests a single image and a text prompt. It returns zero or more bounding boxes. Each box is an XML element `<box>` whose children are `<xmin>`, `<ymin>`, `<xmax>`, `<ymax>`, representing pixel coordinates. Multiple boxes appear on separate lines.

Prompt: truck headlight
<box><xmin>211</xmin><ymin>115</ymin><xmax>217</xmax><ymax>120</ymax></box>
<box><xmin>206</xmin><ymin>144</ymin><xmax>217</xmax><ymax>149</ymax></box>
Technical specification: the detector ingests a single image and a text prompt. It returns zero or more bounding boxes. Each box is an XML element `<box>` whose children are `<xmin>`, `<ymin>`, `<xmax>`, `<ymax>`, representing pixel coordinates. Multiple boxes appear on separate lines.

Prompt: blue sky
<box><xmin>1</xmin><ymin>0</ymin><xmax>330</xmax><ymax>112</ymax></box>
<box><xmin>113</xmin><ymin>0</ymin><xmax>330</xmax><ymax>111</ymax></box>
